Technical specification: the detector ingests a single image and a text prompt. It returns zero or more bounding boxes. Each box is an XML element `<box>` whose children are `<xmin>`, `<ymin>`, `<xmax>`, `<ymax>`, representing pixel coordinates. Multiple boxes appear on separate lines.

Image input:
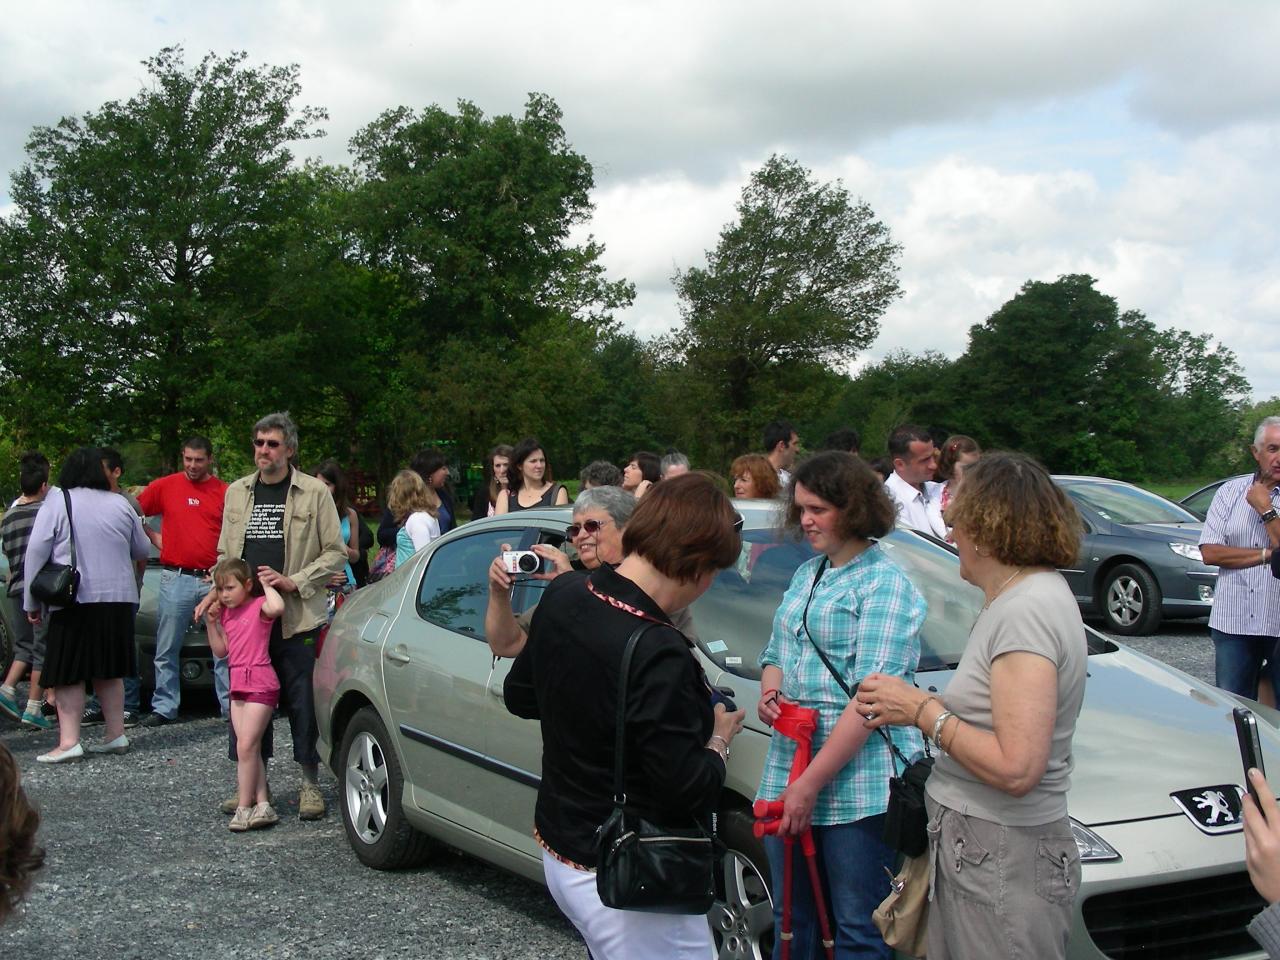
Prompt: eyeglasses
<box><xmin>566</xmin><ymin>518</ymin><xmax>611</xmax><ymax>539</ymax></box>
<box><xmin>253</xmin><ymin>438</ymin><xmax>282</xmax><ymax>449</ymax></box>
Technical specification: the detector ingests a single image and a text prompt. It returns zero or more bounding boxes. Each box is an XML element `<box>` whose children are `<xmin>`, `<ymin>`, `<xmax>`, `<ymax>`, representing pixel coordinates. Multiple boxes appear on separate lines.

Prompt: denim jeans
<box><xmin>152</xmin><ymin>569</ymin><xmax>229</xmax><ymax>719</ymax></box>
<box><xmin>764</xmin><ymin>813</ymin><xmax>893</xmax><ymax>960</ymax></box>
<box><xmin>1211</xmin><ymin>628</ymin><xmax>1280</xmax><ymax>700</ymax></box>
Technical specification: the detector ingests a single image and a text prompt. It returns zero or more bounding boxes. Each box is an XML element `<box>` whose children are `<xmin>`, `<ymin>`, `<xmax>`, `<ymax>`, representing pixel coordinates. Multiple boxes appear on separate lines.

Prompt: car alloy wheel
<box><xmin>345</xmin><ymin>730</ymin><xmax>390</xmax><ymax>845</ymax></box>
<box><xmin>709</xmin><ymin>809</ymin><xmax>774</xmax><ymax>960</ymax></box>
<box><xmin>1102</xmin><ymin>563</ymin><xmax>1162</xmax><ymax>636</ymax></box>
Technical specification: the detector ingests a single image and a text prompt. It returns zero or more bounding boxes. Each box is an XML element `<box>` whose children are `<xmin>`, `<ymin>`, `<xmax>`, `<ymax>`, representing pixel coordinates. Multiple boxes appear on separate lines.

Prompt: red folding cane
<box><xmin>752</xmin><ymin>701</ymin><xmax>835</xmax><ymax>960</ymax></box>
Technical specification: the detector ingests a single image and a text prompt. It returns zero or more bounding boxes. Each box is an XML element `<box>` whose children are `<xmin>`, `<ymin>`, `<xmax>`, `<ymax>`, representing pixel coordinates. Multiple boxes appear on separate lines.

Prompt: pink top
<box><xmin>220</xmin><ymin>596</ymin><xmax>279</xmax><ymax>694</ymax></box>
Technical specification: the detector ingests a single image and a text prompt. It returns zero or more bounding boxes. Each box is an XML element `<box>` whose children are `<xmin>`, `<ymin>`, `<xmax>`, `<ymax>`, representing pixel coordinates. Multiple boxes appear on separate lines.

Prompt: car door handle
<box><xmin>384</xmin><ymin>646</ymin><xmax>411</xmax><ymax>664</ymax></box>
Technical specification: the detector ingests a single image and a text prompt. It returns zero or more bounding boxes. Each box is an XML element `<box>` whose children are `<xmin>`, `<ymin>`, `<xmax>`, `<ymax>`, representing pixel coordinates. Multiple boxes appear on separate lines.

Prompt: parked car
<box><xmin>1181</xmin><ymin>476</ymin><xmax>1248</xmax><ymax>522</ymax></box>
<box><xmin>0</xmin><ymin>516</ymin><xmax>213</xmax><ymax>690</ymax></box>
<box><xmin>315</xmin><ymin>501</ymin><xmax>1273</xmax><ymax>960</ymax></box>
<box><xmin>1053</xmin><ymin>476</ymin><xmax>1218</xmax><ymax>636</ymax></box>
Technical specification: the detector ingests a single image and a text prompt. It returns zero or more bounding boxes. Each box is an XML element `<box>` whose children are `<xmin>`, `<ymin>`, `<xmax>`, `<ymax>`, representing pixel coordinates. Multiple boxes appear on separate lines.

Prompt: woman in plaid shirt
<box><xmin>756</xmin><ymin>452</ymin><xmax>927</xmax><ymax>959</ymax></box>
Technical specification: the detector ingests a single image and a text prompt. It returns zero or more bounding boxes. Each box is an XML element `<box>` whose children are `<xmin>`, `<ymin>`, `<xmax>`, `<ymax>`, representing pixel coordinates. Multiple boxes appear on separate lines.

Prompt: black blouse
<box><xmin>504</xmin><ymin>564</ymin><xmax>726</xmax><ymax>866</ymax></box>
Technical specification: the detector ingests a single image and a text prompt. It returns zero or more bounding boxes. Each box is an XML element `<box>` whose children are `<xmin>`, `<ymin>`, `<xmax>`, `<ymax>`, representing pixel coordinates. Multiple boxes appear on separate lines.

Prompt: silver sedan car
<box><xmin>315</xmin><ymin>501</ymin><xmax>1274</xmax><ymax>960</ymax></box>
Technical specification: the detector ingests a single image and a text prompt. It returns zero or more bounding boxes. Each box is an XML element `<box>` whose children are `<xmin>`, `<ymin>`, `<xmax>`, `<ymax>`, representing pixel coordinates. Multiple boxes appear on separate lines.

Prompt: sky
<box><xmin>4</xmin><ymin>1</ymin><xmax>1279</xmax><ymax>402</ymax></box>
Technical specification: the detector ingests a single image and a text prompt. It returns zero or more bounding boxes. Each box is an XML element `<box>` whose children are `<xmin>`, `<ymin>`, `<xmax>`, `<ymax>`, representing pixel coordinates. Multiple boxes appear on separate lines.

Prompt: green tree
<box><xmin>0</xmin><ymin>47</ymin><xmax>326</xmax><ymax>462</ymax></box>
<box><xmin>666</xmin><ymin>154</ymin><xmax>902</xmax><ymax>458</ymax></box>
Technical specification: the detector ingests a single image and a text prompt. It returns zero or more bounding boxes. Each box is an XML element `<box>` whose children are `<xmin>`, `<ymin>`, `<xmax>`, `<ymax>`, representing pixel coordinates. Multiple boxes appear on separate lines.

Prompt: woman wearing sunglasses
<box><xmin>755</xmin><ymin>451</ymin><xmax>927</xmax><ymax>959</ymax></box>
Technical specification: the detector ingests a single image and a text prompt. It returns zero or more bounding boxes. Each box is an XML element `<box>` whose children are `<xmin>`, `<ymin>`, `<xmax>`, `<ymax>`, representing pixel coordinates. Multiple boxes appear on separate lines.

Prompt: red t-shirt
<box><xmin>137</xmin><ymin>472</ymin><xmax>227</xmax><ymax>568</ymax></box>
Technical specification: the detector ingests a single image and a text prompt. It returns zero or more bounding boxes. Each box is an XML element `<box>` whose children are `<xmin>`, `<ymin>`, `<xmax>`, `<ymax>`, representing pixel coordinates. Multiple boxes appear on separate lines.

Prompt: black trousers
<box><xmin>227</xmin><ymin>622</ymin><xmax>321</xmax><ymax>766</ymax></box>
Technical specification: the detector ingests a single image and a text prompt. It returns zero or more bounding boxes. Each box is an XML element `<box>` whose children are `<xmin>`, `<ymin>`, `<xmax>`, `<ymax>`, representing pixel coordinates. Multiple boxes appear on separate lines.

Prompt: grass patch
<box><xmin>1142</xmin><ymin>479</ymin><xmax>1218</xmax><ymax>501</ymax></box>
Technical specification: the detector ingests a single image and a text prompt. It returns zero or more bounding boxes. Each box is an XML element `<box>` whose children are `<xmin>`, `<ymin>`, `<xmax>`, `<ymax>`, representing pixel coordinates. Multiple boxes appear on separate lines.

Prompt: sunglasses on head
<box><xmin>253</xmin><ymin>438</ymin><xmax>282</xmax><ymax>449</ymax></box>
<box><xmin>566</xmin><ymin>518</ymin><xmax>611</xmax><ymax>539</ymax></box>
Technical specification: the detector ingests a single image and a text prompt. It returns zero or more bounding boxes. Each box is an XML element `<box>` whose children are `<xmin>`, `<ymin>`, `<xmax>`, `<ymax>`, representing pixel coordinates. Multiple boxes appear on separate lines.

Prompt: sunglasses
<box><xmin>253</xmin><ymin>438</ymin><xmax>283</xmax><ymax>449</ymax></box>
<box><xmin>566</xmin><ymin>518</ymin><xmax>611</xmax><ymax>539</ymax></box>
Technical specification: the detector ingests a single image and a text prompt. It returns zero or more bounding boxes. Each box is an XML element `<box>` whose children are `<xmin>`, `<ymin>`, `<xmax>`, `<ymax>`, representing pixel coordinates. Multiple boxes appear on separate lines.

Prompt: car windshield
<box><xmin>1060</xmin><ymin>480</ymin><xmax>1198</xmax><ymax>525</ymax></box>
<box><xmin>690</xmin><ymin>526</ymin><xmax>994</xmax><ymax>680</ymax></box>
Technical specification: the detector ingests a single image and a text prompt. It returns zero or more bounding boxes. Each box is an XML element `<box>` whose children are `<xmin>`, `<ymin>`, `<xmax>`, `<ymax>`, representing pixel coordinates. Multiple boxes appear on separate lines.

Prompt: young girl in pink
<box><xmin>205</xmin><ymin>559</ymin><xmax>285</xmax><ymax>832</ymax></box>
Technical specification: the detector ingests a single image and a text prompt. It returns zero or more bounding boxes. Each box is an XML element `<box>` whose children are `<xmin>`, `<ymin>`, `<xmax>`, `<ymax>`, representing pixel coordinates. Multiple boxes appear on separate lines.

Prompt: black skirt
<box><xmin>41</xmin><ymin>602</ymin><xmax>137</xmax><ymax>687</ymax></box>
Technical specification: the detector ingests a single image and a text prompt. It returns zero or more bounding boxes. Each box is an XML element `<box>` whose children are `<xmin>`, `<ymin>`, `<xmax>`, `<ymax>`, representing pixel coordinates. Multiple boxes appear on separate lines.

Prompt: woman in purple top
<box><xmin>23</xmin><ymin>447</ymin><xmax>149</xmax><ymax>763</ymax></box>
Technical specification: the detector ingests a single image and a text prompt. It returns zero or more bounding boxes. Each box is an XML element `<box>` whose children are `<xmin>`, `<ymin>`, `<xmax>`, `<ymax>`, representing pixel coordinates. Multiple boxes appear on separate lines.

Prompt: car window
<box><xmin>1060</xmin><ymin>482</ymin><xmax>1198</xmax><ymax>525</ymax></box>
<box><xmin>416</xmin><ymin>529</ymin><xmax>531</xmax><ymax>639</ymax></box>
<box><xmin>1180</xmin><ymin>485</ymin><xmax>1220</xmax><ymax>522</ymax></box>
<box><xmin>690</xmin><ymin>528</ymin><xmax>989</xmax><ymax>680</ymax></box>
<box><xmin>509</xmin><ymin>529</ymin><xmax>573</xmax><ymax>613</ymax></box>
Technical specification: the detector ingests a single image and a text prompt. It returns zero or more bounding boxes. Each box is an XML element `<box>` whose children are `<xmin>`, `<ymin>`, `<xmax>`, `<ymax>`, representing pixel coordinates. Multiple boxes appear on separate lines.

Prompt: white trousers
<box><xmin>541</xmin><ymin>850</ymin><xmax>715</xmax><ymax>960</ymax></box>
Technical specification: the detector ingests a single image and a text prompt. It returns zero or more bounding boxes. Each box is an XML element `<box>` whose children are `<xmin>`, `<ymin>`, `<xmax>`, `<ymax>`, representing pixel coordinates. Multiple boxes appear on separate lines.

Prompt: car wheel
<box><xmin>0</xmin><ymin>611</ymin><xmax>12</xmax><ymax>676</ymax></box>
<box><xmin>1101</xmin><ymin>563</ymin><xmax>1162</xmax><ymax>636</ymax></box>
<box><xmin>338</xmin><ymin>705</ymin><xmax>432</xmax><ymax>870</ymax></box>
<box><xmin>709</xmin><ymin>807</ymin><xmax>774</xmax><ymax>960</ymax></box>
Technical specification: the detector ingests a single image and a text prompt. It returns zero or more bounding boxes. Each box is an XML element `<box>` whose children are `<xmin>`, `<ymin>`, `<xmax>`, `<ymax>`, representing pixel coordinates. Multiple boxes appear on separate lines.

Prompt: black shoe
<box><xmin>82</xmin><ymin>705</ymin><xmax>105</xmax><ymax>725</ymax></box>
<box><xmin>41</xmin><ymin>700</ymin><xmax>57</xmax><ymax>717</ymax></box>
<box><xmin>139</xmin><ymin>712</ymin><xmax>176</xmax><ymax>727</ymax></box>
<box><xmin>122</xmin><ymin>710</ymin><xmax>142</xmax><ymax>728</ymax></box>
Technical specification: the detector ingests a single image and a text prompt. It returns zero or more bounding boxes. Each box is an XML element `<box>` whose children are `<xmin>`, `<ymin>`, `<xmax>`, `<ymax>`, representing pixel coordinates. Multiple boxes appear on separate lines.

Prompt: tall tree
<box><xmin>0</xmin><ymin>47</ymin><xmax>326</xmax><ymax>461</ymax></box>
<box><xmin>666</xmin><ymin>154</ymin><xmax>902</xmax><ymax>458</ymax></box>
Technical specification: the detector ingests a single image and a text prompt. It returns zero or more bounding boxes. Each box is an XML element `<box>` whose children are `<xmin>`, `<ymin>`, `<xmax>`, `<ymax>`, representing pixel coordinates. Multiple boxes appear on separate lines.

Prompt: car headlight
<box><xmin>1170</xmin><ymin>542</ymin><xmax>1203</xmax><ymax>562</ymax></box>
<box><xmin>1072</xmin><ymin>818</ymin><xmax>1121</xmax><ymax>862</ymax></box>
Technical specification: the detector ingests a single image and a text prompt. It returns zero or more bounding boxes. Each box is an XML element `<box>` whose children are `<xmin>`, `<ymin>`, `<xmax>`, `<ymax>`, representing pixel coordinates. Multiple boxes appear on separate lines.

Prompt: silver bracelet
<box><xmin>708</xmin><ymin>735</ymin><xmax>730</xmax><ymax>761</ymax></box>
<box><xmin>931</xmin><ymin>710</ymin><xmax>954</xmax><ymax>749</ymax></box>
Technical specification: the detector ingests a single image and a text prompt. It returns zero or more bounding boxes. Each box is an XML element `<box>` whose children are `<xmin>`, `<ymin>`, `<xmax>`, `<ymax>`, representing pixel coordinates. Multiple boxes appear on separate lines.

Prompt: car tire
<box><xmin>1101</xmin><ymin>563</ymin><xmax>1162</xmax><ymax>636</ymax></box>
<box><xmin>709</xmin><ymin>807</ymin><xmax>775</xmax><ymax>960</ymax></box>
<box><xmin>337</xmin><ymin>705</ymin><xmax>433</xmax><ymax>870</ymax></box>
<box><xmin>1</xmin><ymin>611</ymin><xmax>13</xmax><ymax>677</ymax></box>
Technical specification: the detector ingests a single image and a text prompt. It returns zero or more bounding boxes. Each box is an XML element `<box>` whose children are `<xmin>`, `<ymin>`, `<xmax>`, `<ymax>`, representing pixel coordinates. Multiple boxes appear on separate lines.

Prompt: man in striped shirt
<box><xmin>0</xmin><ymin>452</ymin><xmax>53</xmax><ymax>727</ymax></box>
<box><xmin>1200</xmin><ymin>417</ymin><xmax>1280</xmax><ymax>698</ymax></box>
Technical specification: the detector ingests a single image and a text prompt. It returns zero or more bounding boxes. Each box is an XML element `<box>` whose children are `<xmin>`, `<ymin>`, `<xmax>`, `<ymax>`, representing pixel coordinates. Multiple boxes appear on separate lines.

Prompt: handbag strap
<box><xmin>611</xmin><ymin>622</ymin><xmax>659</xmax><ymax>805</ymax></box>
<box><xmin>799</xmin><ymin>556</ymin><xmax>922</xmax><ymax>773</ymax></box>
<box><xmin>61</xmin><ymin>487</ymin><xmax>79</xmax><ymax>573</ymax></box>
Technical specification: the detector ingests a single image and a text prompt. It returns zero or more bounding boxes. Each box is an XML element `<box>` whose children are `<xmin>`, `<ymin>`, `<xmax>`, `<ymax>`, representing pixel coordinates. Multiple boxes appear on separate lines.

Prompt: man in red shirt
<box><xmin>137</xmin><ymin>436</ymin><xmax>228</xmax><ymax>724</ymax></box>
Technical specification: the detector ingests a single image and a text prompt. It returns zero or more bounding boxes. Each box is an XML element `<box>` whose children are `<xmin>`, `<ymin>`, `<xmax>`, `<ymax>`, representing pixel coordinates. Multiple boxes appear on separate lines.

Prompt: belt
<box><xmin>163</xmin><ymin>564</ymin><xmax>210</xmax><ymax>578</ymax></box>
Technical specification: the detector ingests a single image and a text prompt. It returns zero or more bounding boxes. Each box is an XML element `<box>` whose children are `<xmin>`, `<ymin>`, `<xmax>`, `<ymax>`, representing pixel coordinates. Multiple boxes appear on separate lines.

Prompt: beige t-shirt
<box><xmin>925</xmin><ymin>571</ymin><xmax>1087</xmax><ymax>826</ymax></box>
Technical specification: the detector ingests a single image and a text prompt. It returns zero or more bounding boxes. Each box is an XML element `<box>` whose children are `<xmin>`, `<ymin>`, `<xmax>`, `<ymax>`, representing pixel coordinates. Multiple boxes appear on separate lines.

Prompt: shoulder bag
<box><xmin>594</xmin><ymin>622</ymin><xmax>719</xmax><ymax>914</ymax></box>
<box><xmin>799</xmin><ymin>557</ymin><xmax>933</xmax><ymax>857</ymax></box>
<box><xmin>29</xmin><ymin>488</ymin><xmax>80</xmax><ymax>606</ymax></box>
<box><xmin>873</xmin><ymin>852</ymin><xmax>930</xmax><ymax>957</ymax></box>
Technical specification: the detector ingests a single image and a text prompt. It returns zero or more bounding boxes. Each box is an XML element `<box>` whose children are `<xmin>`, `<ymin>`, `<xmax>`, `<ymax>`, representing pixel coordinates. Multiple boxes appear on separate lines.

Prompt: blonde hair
<box><xmin>212</xmin><ymin>558</ymin><xmax>253</xmax><ymax>589</ymax></box>
<box><xmin>388</xmin><ymin>469</ymin><xmax>440</xmax><ymax>524</ymax></box>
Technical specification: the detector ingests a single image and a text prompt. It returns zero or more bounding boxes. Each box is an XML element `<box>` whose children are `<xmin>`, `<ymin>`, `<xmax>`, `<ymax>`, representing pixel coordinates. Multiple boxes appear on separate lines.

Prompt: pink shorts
<box><xmin>231</xmin><ymin>689</ymin><xmax>279</xmax><ymax>708</ymax></box>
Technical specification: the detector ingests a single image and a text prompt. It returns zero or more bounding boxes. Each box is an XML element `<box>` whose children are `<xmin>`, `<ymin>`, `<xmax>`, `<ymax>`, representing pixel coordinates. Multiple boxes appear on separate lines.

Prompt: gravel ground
<box><xmin>0</xmin><ymin>617</ymin><xmax>1219</xmax><ymax>958</ymax></box>
<box><xmin>0</xmin><ymin>707</ymin><xmax>581</xmax><ymax>959</ymax></box>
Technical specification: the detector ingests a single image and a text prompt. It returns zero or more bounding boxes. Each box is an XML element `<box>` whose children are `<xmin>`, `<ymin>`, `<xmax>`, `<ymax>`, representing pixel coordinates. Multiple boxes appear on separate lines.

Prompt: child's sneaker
<box><xmin>248</xmin><ymin>802</ymin><xmax>280</xmax><ymax>829</ymax></box>
<box><xmin>228</xmin><ymin>806</ymin><xmax>252</xmax><ymax>832</ymax></box>
<box><xmin>20</xmin><ymin>709</ymin><xmax>54</xmax><ymax>730</ymax></box>
<box><xmin>0</xmin><ymin>688</ymin><xmax>21</xmax><ymax>722</ymax></box>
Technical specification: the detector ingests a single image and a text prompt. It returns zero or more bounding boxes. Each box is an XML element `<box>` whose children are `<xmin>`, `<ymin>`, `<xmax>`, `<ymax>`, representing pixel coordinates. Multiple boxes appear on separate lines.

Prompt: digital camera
<box><xmin>501</xmin><ymin>550</ymin><xmax>542</xmax><ymax>575</ymax></box>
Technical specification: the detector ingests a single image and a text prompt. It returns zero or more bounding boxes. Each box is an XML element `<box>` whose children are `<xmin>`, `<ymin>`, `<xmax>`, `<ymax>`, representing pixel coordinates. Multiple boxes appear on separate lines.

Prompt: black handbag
<box><xmin>594</xmin><ymin>623</ymin><xmax>719</xmax><ymax>915</ymax></box>
<box><xmin>28</xmin><ymin>488</ymin><xmax>80</xmax><ymax>607</ymax></box>
<box><xmin>800</xmin><ymin>557</ymin><xmax>933</xmax><ymax>857</ymax></box>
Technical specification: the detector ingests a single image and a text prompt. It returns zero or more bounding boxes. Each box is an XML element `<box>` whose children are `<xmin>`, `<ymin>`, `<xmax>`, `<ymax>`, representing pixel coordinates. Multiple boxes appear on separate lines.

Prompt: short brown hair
<box><xmin>945</xmin><ymin>452</ymin><xmax>1081</xmax><ymax>568</ymax></box>
<box><xmin>730</xmin><ymin>454</ymin><xmax>781</xmax><ymax>499</ymax></box>
<box><xmin>0</xmin><ymin>744</ymin><xmax>44</xmax><ymax>924</ymax></box>
<box><xmin>388</xmin><ymin>469</ymin><xmax>440</xmax><ymax>523</ymax></box>
<box><xmin>212</xmin><ymin>558</ymin><xmax>252</xmax><ymax>588</ymax></box>
<box><xmin>785</xmin><ymin>452</ymin><xmax>896</xmax><ymax>541</ymax></box>
<box><xmin>936</xmin><ymin>435</ymin><xmax>981</xmax><ymax>482</ymax></box>
<box><xmin>622</xmin><ymin>472</ymin><xmax>741</xmax><ymax>584</ymax></box>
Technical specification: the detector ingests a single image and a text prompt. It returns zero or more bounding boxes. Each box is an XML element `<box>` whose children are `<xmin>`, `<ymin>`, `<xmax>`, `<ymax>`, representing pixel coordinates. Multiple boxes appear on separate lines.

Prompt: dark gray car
<box><xmin>1054</xmin><ymin>476</ymin><xmax>1218</xmax><ymax>636</ymax></box>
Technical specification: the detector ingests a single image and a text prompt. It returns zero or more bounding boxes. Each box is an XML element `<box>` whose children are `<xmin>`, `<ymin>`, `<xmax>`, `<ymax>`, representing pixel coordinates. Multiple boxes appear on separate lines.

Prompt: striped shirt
<box><xmin>1200</xmin><ymin>475</ymin><xmax>1280</xmax><ymax>636</ymax></box>
<box><xmin>756</xmin><ymin>545</ymin><xmax>927</xmax><ymax>825</ymax></box>
<box><xmin>1</xmin><ymin>498</ymin><xmax>44</xmax><ymax>597</ymax></box>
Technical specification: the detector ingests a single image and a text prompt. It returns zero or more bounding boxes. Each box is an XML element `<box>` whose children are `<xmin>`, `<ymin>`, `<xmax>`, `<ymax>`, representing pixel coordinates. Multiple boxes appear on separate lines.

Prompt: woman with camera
<box><xmin>504</xmin><ymin>474</ymin><xmax>744</xmax><ymax>958</ymax></box>
<box><xmin>755</xmin><ymin>451</ymin><xmax>926</xmax><ymax>959</ymax></box>
<box><xmin>856</xmin><ymin>452</ymin><xmax>1086</xmax><ymax>960</ymax></box>
<box><xmin>495</xmin><ymin>438</ymin><xmax>569</xmax><ymax>513</ymax></box>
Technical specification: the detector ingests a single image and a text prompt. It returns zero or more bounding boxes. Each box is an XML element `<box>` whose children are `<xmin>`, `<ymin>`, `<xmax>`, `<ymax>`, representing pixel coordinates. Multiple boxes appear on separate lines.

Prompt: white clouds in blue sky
<box><xmin>3</xmin><ymin>0</ymin><xmax>1279</xmax><ymax>401</ymax></box>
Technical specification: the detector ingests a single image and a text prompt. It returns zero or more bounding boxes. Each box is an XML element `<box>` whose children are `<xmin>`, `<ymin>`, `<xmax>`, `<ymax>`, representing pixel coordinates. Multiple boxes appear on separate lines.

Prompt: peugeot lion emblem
<box><xmin>1170</xmin><ymin>784</ymin><xmax>1246</xmax><ymax>835</ymax></box>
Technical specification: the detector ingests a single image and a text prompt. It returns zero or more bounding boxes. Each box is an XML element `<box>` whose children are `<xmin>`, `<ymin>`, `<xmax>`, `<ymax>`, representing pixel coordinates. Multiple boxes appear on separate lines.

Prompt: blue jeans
<box><xmin>1212</xmin><ymin>628</ymin><xmax>1280</xmax><ymax>700</ymax></box>
<box><xmin>764</xmin><ymin>814</ymin><xmax>893</xmax><ymax>960</ymax></box>
<box><xmin>152</xmin><ymin>569</ymin><xmax>229</xmax><ymax>718</ymax></box>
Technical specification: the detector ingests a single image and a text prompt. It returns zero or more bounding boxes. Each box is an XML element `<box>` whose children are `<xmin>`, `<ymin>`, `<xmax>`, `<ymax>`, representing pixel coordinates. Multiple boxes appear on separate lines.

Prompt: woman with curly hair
<box><xmin>731</xmin><ymin>454</ymin><xmax>781</xmax><ymax>500</ymax></box>
<box><xmin>857</xmin><ymin>452</ymin><xmax>1086</xmax><ymax>960</ymax></box>
<box><xmin>755</xmin><ymin>451</ymin><xmax>926</xmax><ymax>958</ymax></box>
<box><xmin>387</xmin><ymin>470</ymin><xmax>441</xmax><ymax>567</ymax></box>
<box><xmin>1</xmin><ymin>743</ymin><xmax>44</xmax><ymax>924</ymax></box>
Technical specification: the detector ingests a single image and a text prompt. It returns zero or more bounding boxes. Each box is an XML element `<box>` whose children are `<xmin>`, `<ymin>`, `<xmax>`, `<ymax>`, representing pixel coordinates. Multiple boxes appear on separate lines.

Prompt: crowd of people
<box><xmin>4</xmin><ymin>412</ymin><xmax>1280</xmax><ymax>959</ymax></box>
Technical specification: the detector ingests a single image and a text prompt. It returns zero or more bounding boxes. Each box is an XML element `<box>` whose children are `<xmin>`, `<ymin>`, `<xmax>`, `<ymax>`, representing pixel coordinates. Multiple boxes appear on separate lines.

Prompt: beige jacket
<box><xmin>217</xmin><ymin>468</ymin><xmax>346</xmax><ymax>638</ymax></box>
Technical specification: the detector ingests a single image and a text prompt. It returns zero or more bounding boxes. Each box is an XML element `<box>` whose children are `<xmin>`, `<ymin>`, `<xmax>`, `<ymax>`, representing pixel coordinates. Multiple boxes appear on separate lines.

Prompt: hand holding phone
<box><xmin>1235</xmin><ymin>706</ymin><xmax>1267</xmax><ymax>810</ymax></box>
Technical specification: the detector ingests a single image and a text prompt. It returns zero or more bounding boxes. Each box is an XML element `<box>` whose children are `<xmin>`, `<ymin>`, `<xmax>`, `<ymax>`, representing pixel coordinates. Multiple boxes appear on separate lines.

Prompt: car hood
<box><xmin>932</xmin><ymin>643</ymin><xmax>1275</xmax><ymax>827</ymax></box>
<box><xmin>1117</xmin><ymin>521</ymin><xmax>1203</xmax><ymax>543</ymax></box>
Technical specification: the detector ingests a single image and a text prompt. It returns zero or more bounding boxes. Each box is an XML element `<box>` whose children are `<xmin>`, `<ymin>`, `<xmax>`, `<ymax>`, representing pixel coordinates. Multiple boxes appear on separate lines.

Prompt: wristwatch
<box><xmin>1262</xmin><ymin>508</ymin><xmax>1279</xmax><ymax>524</ymax></box>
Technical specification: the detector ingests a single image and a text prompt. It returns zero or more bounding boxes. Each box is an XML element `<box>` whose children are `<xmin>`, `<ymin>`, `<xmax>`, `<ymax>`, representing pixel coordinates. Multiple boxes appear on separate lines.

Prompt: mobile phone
<box><xmin>1234</xmin><ymin>706</ymin><xmax>1266</xmax><ymax>808</ymax></box>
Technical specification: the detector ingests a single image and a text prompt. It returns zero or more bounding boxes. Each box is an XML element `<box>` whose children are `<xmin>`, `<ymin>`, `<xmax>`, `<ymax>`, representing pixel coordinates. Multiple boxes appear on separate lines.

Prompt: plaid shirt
<box><xmin>756</xmin><ymin>545</ymin><xmax>927</xmax><ymax>825</ymax></box>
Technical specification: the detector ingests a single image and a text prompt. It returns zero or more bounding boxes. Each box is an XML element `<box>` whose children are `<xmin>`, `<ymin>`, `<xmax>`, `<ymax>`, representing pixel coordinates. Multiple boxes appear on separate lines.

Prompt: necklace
<box><xmin>982</xmin><ymin>567</ymin><xmax>1024</xmax><ymax>610</ymax></box>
